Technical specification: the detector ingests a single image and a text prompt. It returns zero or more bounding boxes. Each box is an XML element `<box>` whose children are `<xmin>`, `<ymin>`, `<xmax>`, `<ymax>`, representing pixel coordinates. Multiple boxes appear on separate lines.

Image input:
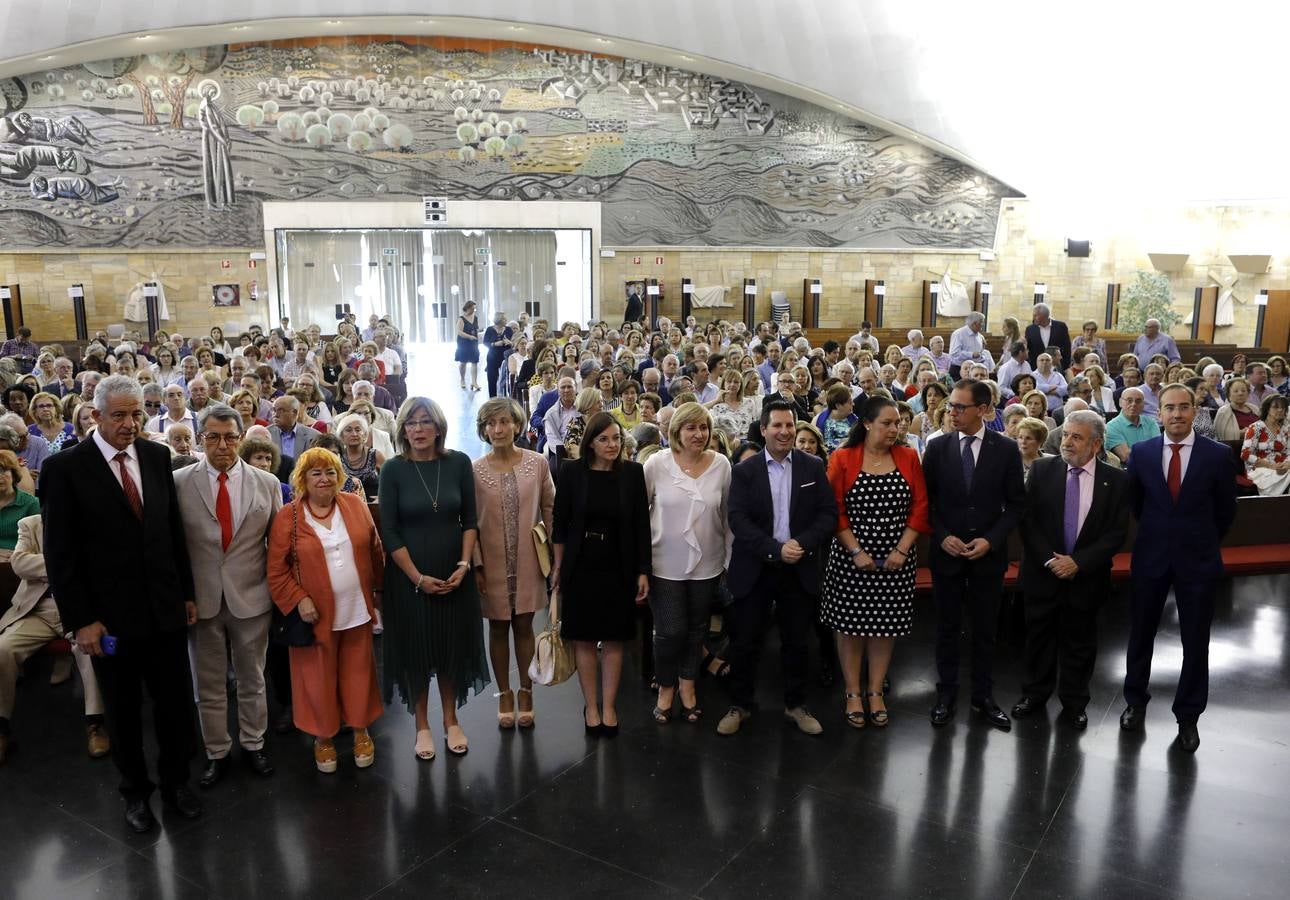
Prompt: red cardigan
<box><xmin>826</xmin><ymin>443</ymin><xmax>932</xmax><ymax>536</ymax></box>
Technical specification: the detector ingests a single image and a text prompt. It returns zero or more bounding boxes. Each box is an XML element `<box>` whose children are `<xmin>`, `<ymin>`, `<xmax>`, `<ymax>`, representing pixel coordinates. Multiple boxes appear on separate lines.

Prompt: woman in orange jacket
<box><xmin>268</xmin><ymin>447</ymin><xmax>385</xmax><ymax>773</ymax></box>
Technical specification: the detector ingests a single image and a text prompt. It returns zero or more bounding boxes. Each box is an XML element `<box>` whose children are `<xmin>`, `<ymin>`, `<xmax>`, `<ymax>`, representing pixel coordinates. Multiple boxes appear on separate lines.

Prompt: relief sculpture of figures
<box><xmin>0</xmin><ymin>144</ymin><xmax>87</xmax><ymax>180</ymax></box>
<box><xmin>2</xmin><ymin>111</ymin><xmax>91</xmax><ymax>145</ymax></box>
<box><xmin>197</xmin><ymin>80</ymin><xmax>235</xmax><ymax>209</ymax></box>
<box><xmin>30</xmin><ymin>174</ymin><xmax>120</xmax><ymax>204</ymax></box>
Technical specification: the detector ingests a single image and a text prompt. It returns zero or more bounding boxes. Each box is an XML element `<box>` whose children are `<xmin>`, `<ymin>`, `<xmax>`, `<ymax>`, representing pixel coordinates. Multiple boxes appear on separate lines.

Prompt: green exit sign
<box><xmin>475</xmin><ymin>247</ymin><xmax>490</xmax><ymax>256</ymax></box>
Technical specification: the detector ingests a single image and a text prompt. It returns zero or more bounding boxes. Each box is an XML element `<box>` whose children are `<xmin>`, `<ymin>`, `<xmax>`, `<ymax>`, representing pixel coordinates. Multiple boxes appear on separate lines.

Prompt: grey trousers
<box><xmin>189</xmin><ymin>605</ymin><xmax>271</xmax><ymax>759</ymax></box>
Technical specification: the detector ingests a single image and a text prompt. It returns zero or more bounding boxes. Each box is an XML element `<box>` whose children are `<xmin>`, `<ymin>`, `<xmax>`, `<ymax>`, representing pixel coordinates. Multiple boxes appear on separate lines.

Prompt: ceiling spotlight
<box><xmin>39</xmin><ymin>55</ymin><xmax>57</xmax><ymax>61</ymax></box>
<box><xmin>508</xmin><ymin>25</ymin><xmax>525</xmax><ymax>31</ymax></box>
<box><xmin>324</xmin><ymin>20</ymin><xmax>343</xmax><ymax>26</ymax></box>
<box><xmin>595</xmin><ymin>38</ymin><xmax>613</xmax><ymax>44</ymax></box>
<box><xmin>136</xmin><ymin>34</ymin><xmax>154</xmax><ymax>41</ymax></box>
<box><xmin>231</xmin><ymin>25</ymin><xmax>250</xmax><ymax>31</ymax></box>
<box><xmin>678</xmin><ymin>55</ymin><xmax>694</xmax><ymax>61</ymax></box>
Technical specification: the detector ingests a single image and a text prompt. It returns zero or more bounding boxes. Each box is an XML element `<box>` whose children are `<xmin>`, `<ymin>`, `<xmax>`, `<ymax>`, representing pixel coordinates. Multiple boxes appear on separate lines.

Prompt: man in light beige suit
<box><xmin>175</xmin><ymin>403</ymin><xmax>282</xmax><ymax>788</ymax></box>
<box><xmin>0</xmin><ymin>515</ymin><xmax>108</xmax><ymax>764</ymax></box>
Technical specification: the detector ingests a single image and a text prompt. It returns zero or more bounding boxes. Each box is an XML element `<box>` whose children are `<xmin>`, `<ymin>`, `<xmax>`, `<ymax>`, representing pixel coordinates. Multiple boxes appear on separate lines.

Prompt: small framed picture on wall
<box><xmin>212</xmin><ymin>283</ymin><xmax>241</xmax><ymax>307</ymax></box>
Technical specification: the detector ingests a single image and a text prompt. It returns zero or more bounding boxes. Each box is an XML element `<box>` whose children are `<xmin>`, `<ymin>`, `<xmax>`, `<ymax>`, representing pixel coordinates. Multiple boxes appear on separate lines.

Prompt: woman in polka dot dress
<box><xmin>821</xmin><ymin>397</ymin><xmax>931</xmax><ymax>729</ymax></box>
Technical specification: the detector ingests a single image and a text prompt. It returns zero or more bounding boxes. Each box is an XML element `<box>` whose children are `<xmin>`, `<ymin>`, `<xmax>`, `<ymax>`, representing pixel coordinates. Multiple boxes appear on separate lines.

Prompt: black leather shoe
<box><xmin>930</xmin><ymin>700</ymin><xmax>956</xmax><ymax>726</ymax></box>
<box><xmin>124</xmin><ymin>799</ymin><xmax>155</xmax><ymax>834</ymax></box>
<box><xmin>273</xmin><ymin>707</ymin><xmax>295</xmax><ymax>735</ymax></box>
<box><xmin>971</xmin><ymin>698</ymin><xmax>1012</xmax><ymax>731</ymax></box>
<box><xmin>199</xmin><ymin>757</ymin><xmax>228</xmax><ymax>789</ymax></box>
<box><xmin>1061</xmin><ymin>708</ymin><xmax>1089</xmax><ymax>730</ymax></box>
<box><xmin>1177</xmin><ymin>719</ymin><xmax>1200</xmax><ymax>753</ymax></box>
<box><xmin>162</xmin><ymin>786</ymin><xmax>203</xmax><ymax>819</ymax></box>
<box><xmin>1011</xmin><ymin>696</ymin><xmax>1041</xmax><ymax>719</ymax></box>
<box><xmin>243</xmin><ymin>749</ymin><xmax>275</xmax><ymax>777</ymax></box>
<box><xmin>1119</xmin><ymin>705</ymin><xmax>1146</xmax><ymax>731</ymax></box>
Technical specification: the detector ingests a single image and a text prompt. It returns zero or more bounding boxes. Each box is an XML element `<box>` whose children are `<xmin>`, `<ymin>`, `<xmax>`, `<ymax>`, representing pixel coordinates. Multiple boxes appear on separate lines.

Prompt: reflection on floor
<box><xmin>2</xmin><ymin>347</ymin><xmax>1287</xmax><ymax>899</ymax></box>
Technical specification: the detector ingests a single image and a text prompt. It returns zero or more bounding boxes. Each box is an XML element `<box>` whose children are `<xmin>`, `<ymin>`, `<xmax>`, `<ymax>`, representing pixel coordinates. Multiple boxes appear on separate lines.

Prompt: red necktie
<box><xmin>113</xmin><ymin>452</ymin><xmax>144</xmax><ymax>521</ymax></box>
<box><xmin>216</xmin><ymin>471</ymin><xmax>233</xmax><ymax>551</ymax></box>
<box><xmin>1167</xmin><ymin>443</ymin><xmax>1183</xmax><ymax>502</ymax></box>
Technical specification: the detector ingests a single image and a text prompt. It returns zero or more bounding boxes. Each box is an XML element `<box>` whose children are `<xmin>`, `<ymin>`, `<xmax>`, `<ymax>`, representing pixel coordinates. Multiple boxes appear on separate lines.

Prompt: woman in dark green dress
<box><xmin>379</xmin><ymin>397</ymin><xmax>490</xmax><ymax>760</ymax></box>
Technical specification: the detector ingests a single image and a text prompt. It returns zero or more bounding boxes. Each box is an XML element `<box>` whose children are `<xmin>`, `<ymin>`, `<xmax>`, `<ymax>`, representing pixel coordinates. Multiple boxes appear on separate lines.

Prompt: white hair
<box><xmin>1033</xmin><ymin>303</ymin><xmax>1051</xmax><ymax>317</ymax></box>
<box><xmin>335</xmin><ymin>411</ymin><xmax>371</xmax><ymax>438</ymax></box>
<box><xmin>1202</xmin><ymin>363</ymin><xmax>1224</xmax><ymax>379</ymax></box>
<box><xmin>967</xmin><ymin>311</ymin><xmax>986</xmax><ymax>326</ymax></box>
<box><xmin>352</xmin><ymin>379</ymin><xmax>374</xmax><ymax>396</ymax></box>
<box><xmin>1062</xmin><ymin>397</ymin><xmax>1089</xmax><ymax>415</ymax></box>
<box><xmin>907</xmin><ymin>329</ymin><xmax>924</xmax><ymax>341</ymax></box>
<box><xmin>93</xmin><ymin>374</ymin><xmax>143</xmax><ymax>413</ymax></box>
<box><xmin>1064</xmin><ymin>409</ymin><xmax>1106</xmax><ymax>443</ymax></box>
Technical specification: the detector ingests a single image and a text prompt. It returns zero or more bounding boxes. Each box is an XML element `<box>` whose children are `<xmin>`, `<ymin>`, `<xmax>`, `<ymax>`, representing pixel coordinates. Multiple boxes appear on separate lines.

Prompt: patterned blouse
<box><xmin>1240</xmin><ymin>420</ymin><xmax>1290</xmax><ymax>472</ymax></box>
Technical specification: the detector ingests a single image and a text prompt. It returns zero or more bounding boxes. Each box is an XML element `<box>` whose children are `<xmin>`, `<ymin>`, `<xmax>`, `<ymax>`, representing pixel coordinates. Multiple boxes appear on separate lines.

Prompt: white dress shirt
<box><xmin>206</xmin><ymin>458</ymin><xmax>246</xmax><ymax>534</ymax></box>
<box><xmin>1160</xmin><ymin>430</ymin><xmax>1195</xmax><ymax>485</ymax></box>
<box><xmin>93</xmin><ymin>428</ymin><xmax>143</xmax><ymax>507</ymax></box>
<box><xmin>957</xmin><ymin>423</ymin><xmax>987</xmax><ymax>465</ymax></box>
<box><xmin>306</xmin><ymin>510</ymin><xmax>371</xmax><ymax>631</ymax></box>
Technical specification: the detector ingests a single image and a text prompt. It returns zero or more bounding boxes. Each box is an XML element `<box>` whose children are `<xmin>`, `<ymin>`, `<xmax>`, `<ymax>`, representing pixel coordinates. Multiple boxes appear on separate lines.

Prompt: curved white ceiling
<box><xmin>2</xmin><ymin>0</ymin><xmax>1289</xmax><ymax>206</ymax></box>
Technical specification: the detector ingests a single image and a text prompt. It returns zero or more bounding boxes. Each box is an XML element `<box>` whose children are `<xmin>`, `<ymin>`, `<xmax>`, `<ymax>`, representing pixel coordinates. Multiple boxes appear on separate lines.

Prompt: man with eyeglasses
<box><xmin>922</xmin><ymin>380</ymin><xmax>1026</xmax><ymax>730</ymax></box>
<box><xmin>174</xmin><ymin>404</ymin><xmax>283</xmax><ymax>786</ymax></box>
<box><xmin>1119</xmin><ymin>384</ymin><xmax>1236</xmax><ymax>752</ymax></box>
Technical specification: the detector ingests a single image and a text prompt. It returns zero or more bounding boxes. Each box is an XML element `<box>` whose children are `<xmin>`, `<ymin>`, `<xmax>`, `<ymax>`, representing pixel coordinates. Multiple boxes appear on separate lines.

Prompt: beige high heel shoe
<box><xmin>496</xmin><ymin>690</ymin><xmax>516</xmax><ymax>729</ymax></box>
<box><xmin>517</xmin><ymin>687</ymin><xmax>535</xmax><ymax>729</ymax></box>
<box><xmin>414</xmin><ymin>728</ymin><xmax>435</xmax><ymax>761</ymax></box>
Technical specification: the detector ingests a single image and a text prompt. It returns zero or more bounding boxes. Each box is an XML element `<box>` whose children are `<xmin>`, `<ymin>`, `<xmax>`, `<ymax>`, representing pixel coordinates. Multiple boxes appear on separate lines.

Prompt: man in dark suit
<box><xmin>1012</xmin><ymin>410</ymin><xmax>1130</xmax><ymax>729</ymax></box>
<box><xmin>1120</xmin><ymin>383</ymin><xmax>1237</xmax><ymax>752</ymax></box>
<box><xmin>1025</xmin><ymin>303</ymin><xmax>1072</xmax><ymax>372</ymax></box>
<box><xmin>923</xmin><ymin>380</ymin><xmax>1026</xmax><ymax>730</ymax></box>
<box><xmin>719</xmin><ymin>400</ymin><xmax>837</xmax><ymax>736</ymax></box>
<box><xmin>41</xmin><ymin>375</ymin><xmax>202</xmax><ymax>833</ymax></box>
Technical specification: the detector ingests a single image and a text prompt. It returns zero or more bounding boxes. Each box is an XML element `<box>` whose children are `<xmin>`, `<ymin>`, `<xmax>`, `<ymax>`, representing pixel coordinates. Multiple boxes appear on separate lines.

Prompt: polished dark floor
<box><xmin>3</xmin><ymin>350</ymin><xmax>1289</xmax><ymax>899</ymax></box>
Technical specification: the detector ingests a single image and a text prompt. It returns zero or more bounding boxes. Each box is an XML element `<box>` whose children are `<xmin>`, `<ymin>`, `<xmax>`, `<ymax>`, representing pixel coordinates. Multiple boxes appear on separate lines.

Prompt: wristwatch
<box><xmin>848</xmin><ymin>547</ymin><xmax>863</xmax><ymax>558</ymax></box>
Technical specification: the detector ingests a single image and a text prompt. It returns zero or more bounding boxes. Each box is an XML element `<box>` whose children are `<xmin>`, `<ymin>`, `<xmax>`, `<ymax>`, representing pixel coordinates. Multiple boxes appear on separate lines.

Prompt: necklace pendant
<box><xmin>433</xmin><ymin>501</ymin><xmax>439</xmax><ymax>512</ymax></box>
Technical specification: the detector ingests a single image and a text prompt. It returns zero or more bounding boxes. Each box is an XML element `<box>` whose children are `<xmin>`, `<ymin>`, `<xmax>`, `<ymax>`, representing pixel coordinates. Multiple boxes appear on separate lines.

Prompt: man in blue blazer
<box><xmin>719</xmin><ymin>400</ymin><xmax>837</xmax><ymax>736</ymax></box>
<box><xmin>923</xmin><ymin>380</ymin><xmax>1026</xmax><ymax>730</ymax></box>
<box><xmin>1120</xmin><ymin>383</ymin><xmax>1237</xmax><ymax>753</ymax></box>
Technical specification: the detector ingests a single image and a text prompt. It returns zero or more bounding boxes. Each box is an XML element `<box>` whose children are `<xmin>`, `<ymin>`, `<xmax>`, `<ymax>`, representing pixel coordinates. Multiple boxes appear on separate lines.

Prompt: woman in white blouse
<box><xmin>643</xmin><ymin>402</ymin><xmax>731</xmax><ymax>724</ymax></box>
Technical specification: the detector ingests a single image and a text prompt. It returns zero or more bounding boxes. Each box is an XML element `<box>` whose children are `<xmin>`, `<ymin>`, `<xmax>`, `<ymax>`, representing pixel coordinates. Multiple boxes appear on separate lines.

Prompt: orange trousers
<box><xmin>288</xmin><ymin>624</ymin><xmax>383</xmax><ymax>739</ymax></box>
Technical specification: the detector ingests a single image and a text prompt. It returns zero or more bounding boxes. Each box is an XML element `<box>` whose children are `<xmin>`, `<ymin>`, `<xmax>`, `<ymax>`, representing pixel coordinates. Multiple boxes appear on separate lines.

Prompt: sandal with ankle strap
<box><xmin>866</xmin><ymin>690</ymin><xmax>889</xmax><ymax>728</ymax></box>
<box><xmin>844</xmin><ymin>692</ymin><xmax>866</xmax><ymax>729</ymax></box>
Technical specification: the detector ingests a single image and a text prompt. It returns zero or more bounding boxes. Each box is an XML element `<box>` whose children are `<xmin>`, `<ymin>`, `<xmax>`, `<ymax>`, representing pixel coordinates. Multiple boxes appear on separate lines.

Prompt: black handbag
<box><xmin>270</xmin><ymin>502</ymin><xmax>316</xmax><ymax>648</ymax></box>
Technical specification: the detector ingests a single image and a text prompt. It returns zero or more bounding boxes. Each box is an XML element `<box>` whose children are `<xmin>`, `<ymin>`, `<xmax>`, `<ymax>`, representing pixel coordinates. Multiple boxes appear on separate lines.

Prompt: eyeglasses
<box><xmin>202</xmin><ymin>434</ymin><xmax>240</xmax><ymax>446</ymax></box>
<box><xmin>144</xmin><ymin>401</ymin><xmax>162</xmax><ymax>409</ymax></box>
<box><xmin>946</xmin><ymin>402</ymin><xmax>983</xmax><ymax>413</ymax></box>
<box><xmin>405</xmin><ymin>419</ymin><xmax>435</xmax><ymax>430</ymax></box>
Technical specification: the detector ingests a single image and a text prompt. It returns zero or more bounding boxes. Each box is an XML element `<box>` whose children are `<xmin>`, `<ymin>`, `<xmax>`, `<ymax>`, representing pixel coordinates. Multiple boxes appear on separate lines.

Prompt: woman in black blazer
<box><xmin>552</xmin><ymin>412</ymin><xmax>651</xmax><ymax>736</ymax></box>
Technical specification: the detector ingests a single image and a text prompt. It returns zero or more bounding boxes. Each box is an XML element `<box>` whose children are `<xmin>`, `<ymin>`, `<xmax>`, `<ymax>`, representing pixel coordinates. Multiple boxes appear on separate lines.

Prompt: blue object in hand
<box><xmin>100</xmin><ymin>635</ymin><xmax>118</xmax><ymax>656</ymax></box>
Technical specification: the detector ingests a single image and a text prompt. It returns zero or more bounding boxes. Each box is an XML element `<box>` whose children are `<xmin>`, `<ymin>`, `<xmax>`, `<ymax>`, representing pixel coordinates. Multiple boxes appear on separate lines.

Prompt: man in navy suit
<box><xmin>718</xmin><ymin>400</ymin><xmax>837</xmax><ymax>736</ymax></box>
<box><xmin>923</xmin><ymin>380</ymin><xmax>1026</xmax><ymax>730</ymax></box>
<box><xmin>1025</xmin><ymin>303</ymin><xmax>1072</xmax><ymax>371</ymax></box>
<box><xmin>1120</xmin><ymin>383</ymin><xmax>1237</xmax><ymax>753</ymax></box>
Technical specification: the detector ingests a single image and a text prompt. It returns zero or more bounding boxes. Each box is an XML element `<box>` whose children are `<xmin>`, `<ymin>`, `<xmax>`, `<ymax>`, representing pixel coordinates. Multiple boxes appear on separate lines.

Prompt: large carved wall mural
<box><xmin>0</xmin><ymin>37</ymin><xmax>1016</xmax><ymax>250</ymax></box>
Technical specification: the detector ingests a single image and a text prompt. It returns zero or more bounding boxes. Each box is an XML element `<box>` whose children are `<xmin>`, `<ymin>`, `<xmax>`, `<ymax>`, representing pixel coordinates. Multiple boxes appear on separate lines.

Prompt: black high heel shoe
<box><xmin>584</xmin><ymin>707</ymin><xmax>603</xmax><ymax>737</ymax></box>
